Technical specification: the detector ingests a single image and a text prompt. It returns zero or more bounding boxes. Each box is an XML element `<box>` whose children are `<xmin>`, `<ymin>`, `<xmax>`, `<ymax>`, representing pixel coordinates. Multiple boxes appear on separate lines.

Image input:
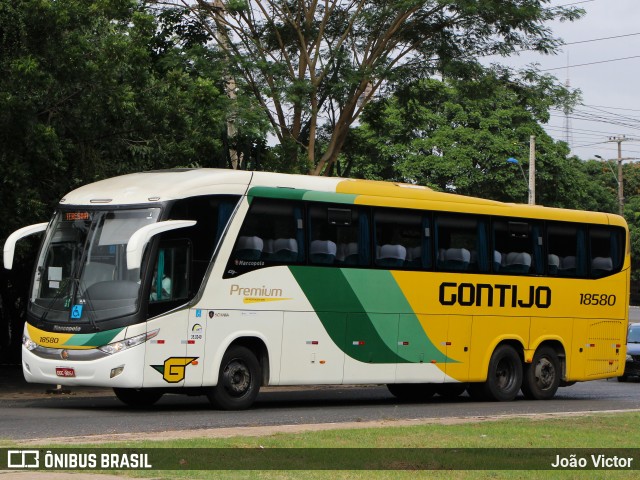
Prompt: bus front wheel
<box><xmin>483</xmin><ymin>344</ymin><xmax>523</xmax><ymax>401</ymax></box>
<box><xmin>113</xmin><ymin>388</ymin><xmax>163</xmax><ymax>408</ymax></box>
<box><xmin>521</xmin><ymin>346</ymin><xmax>561</xmax><ymax>400</ymax></box>
<box><xmin>207</xmin><ymin>345</ymin><xmax>261</xmax><ymax>410</ymax></box>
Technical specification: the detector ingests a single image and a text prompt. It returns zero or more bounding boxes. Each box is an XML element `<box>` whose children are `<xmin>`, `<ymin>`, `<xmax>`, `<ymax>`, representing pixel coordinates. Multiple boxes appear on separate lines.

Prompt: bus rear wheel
<box><xmin>521</xmin><ymin>346</ymin><xmax>561</xmax><ymax>400</ymax></box>
<box><xmin>387</xmin><ymin>383</ymin><xmax>436</xmax><ymax>401</ymax></box>
<box><xmin>207</xmin><ymin>345</ymin><xmax>261</xmax><ymax>410</ymax></box>
<box><xmin>483</xmin><ymin>344</ymin><xmax>523</xmax><ymax>401</ymax></box>
<box><xmin>113</xmin><ymin>388</ymin><xmax>163</xmax><ymax>408</ymax></box>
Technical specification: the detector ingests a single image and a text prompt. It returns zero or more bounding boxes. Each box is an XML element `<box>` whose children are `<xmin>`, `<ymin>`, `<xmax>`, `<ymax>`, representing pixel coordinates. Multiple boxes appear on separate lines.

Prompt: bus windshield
<box><xmin>29</xmin><ymin>208</ymin><xmax>161</xmax><ymax>324</ymax></box>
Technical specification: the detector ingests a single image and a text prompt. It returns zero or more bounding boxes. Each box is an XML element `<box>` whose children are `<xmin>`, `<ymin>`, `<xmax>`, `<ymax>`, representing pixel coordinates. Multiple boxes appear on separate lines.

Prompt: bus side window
<box><xmin>435</xmin><ymin>214</ymin><xmax>489</xmax><ymax>273</ymax></box>
<box><xmin>589</xmin><ymin>226</ymin><xmax>624</xmax><ymax>278</ymax></box>
<box><xmin>373</xmin><ymin>208</ymin><xmax>423</xmax><ymax>269</ymax></box>
<box><xmin>309</xmin><ymin>204</ymin><xmax>369</xmax><ymax>267</ymax></box>
<box><xmin>229</xmin><ymin>199</ymin><xmax>304</xmax><ymax>274</ymax></box>
<box><xmin>150</xmin><ymin>241</ymin><xmax>190</xmax><ymax>303</ymax></box>
<box><xmin>492</xmin><ymin>219</ymin><xmax>542</xmax><ymax>275</ymax></box>
<box><xmin>547</xmin><ymin>222</ymin><xmax>586</xmax><ymax>278</ymax></box>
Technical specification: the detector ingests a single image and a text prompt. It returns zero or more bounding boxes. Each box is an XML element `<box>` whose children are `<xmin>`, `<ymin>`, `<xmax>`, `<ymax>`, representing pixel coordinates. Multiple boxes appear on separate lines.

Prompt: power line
<box><xmin>555</xmin><ymin>0</ymin><xmax>596</xmax><ymax>6</ymax></box>
<box><xmin>583</xmin><ymin>104</ymin><xmax>640</xmax><ymax>113</ymax></box>
<box><xmin>539</xmin><ymin>55</ymin><xmax>640</xmax><ymax>72</ymax></box>
<box><xmin>563</xmin><ymin>32</ymin><xmax>640</xmax><ymax>46</ymax></box>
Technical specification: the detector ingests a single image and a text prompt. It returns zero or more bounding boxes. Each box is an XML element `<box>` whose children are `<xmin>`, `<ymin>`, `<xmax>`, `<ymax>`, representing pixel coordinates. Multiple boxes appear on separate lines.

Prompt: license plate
<box><xmin>55</xmin><ymin>367</ymin><xmax>75</xmax><ymax>378</ymax></box>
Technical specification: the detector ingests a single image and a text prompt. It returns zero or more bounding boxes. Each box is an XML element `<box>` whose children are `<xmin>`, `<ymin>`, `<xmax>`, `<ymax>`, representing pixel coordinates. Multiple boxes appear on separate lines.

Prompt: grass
<box><xmin>6</xmin><ymin>411</ymin><xmax>640</xmax><ymax>479</ymax></box>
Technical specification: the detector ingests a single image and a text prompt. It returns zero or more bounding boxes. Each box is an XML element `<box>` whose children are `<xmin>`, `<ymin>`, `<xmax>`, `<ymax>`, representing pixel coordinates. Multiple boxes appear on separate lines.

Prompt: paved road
<box><xmin>2</xmin><ymin>378</ymin><xmax>640</xmax><ymax>443</ymax></box>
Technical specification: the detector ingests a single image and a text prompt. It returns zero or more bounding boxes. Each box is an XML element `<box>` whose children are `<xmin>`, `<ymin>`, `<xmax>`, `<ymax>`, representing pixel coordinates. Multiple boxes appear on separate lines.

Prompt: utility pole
<box><xmin>607</xmin><ymin>135</ymin><xmax>632</xmax><ymax>215</ymax></box>
<box><xmin>211</xmin><ymin>0</ymin><xmax>241</xmax><ymax>169</ymax></box>
<box><xmin>528</xmin><ymin>135</ymin><xmax>535</xmax><ymax>205</ymax></box>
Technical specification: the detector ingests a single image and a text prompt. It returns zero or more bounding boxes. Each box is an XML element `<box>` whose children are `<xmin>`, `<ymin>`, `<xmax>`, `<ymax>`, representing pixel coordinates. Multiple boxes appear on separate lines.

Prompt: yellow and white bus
<box><xmin>4</xmin><ymin>169</ymin><xmax>629</xmax><ymax>409</ymax></box>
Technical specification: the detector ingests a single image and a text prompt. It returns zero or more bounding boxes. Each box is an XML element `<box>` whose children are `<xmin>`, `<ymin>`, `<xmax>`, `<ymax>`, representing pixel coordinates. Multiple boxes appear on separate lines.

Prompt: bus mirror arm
<box><xmin>126</xmin><ymin>220</ymin><xmax>197</xmax><ymax>270</ymax></box>
<box><xmin>3</xmin><ymin>222</ymin><xmax>48</xmax><ymax>270</ymax></box>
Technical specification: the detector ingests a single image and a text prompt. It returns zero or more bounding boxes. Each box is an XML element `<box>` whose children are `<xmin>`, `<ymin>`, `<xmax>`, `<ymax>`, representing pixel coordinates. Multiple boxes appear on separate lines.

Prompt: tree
<box><xmin>169</xmin><ymin>0</ymin><xmax>583</xmax><ymax>175</ymax></box>
<box><xmin>341</xmin><ymin>67</ymin><xmax>606</xmax><ymax>209</ymax></box>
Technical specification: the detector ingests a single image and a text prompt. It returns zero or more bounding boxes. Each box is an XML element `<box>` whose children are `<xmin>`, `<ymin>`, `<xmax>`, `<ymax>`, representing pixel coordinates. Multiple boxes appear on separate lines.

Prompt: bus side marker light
<box><xmin>306</xmin><ymin>341</ymin><xmax>319</xmax><ymax>345</ymax></box>
<box><xmin>353</xmin><ymin>341</ymin><xmax>365</xmax><ymax>346</ymax></box>
<box><xmin>192</xmin><ymin>360</ymin><xmax>199</xmax><ymax>366</ymax></box>
<box><xmin>398</xmin><ymin>341</ymin><xmax>409</xmax><ymax>346</ymax></box>
<box><xmin>430</xmin><ymin>360</ymin><xmax>437</xmax><ymax>364</ymax></box>
<box><xmin>319</xmin><ymin>360</ymin><xmax>326</xmax><ymax>364</ymax></box>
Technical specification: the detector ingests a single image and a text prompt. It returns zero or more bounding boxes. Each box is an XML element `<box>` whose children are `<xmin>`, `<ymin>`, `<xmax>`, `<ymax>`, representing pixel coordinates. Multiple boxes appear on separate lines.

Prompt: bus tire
<box><xmin>387</xmin><ymin>383</ymin><xmax>436</xmax><ymax>401</ymax></box>
<box><xmin>521</xmin><ymin>346</ymin><xmax>561</xmax><ymax>400</ymax></box>
<box><xmin>113</xmin><ymin>388</ymin><xmax>163</xmax><ymax>408</ymax></box>
<box><xmin>483</xmin><ymin>344</ymin><xmax>522</xmax><ymax>401</ymax></box>
<box><xmin>207</xmin><ymin>345</ymin><xmax>261</xmax><ymax>410</ymax></box>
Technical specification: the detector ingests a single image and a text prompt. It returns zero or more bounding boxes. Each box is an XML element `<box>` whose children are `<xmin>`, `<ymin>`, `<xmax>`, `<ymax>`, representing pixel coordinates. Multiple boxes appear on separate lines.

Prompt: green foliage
<box><xmin>344</xmin><ymin>67</ymin><xmax>609</xmax><ymax>210</ymax></box>
<box><xmin>191</xmin><ymin>0</ymin><xmax>584</xmax><ymax>174</ymax></box>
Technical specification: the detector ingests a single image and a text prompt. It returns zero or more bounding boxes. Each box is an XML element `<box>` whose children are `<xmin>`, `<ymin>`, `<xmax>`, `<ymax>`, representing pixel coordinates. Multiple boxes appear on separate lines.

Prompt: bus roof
<box><xmin>59</xmin><ymin>168</ymin><xmax>625</xmax><ymax>227</ymax></box>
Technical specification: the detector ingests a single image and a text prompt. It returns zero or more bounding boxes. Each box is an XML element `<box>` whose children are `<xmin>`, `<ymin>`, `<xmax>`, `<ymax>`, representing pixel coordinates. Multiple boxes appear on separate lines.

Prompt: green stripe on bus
<box><xmin>62</xmin><ymin>328</ymin><xmax>124</xmax><ymax>347</ymax></box>
<box><xmin>341</xmin><ymin>269</ymin><xmax>450</xmax><ymax>363</ymax></box>
<box><xmin>289</xmin><ymin>267</ymin><xmax>451</xmax><ymax>364</ymax></box>
<box><xmin>289</xmin><ymin>266</ymin><xmax>405</xmax><ymax>363</ymax></box>
<box><xmin>247</xmin><ymin>187</ymin><xmax>357</xmax><ymax>204</ymax></box>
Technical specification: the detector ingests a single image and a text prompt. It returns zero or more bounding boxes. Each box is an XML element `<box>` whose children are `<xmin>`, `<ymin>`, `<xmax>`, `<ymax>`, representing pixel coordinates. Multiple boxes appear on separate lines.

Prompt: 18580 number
<box><xmin>579</xmin><ymin>293</ymin><xmax>616</xmax><ymax>306</ymax></box>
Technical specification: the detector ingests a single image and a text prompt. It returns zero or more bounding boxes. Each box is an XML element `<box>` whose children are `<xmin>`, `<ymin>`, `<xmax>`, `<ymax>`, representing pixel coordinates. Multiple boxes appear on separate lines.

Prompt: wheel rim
<box><xmin>222</xmin><ymin>359</ymin><xmax>252</xmax><ymax>397</ymax></box>
<box><xmin>533</xmin><ymin>357</ymin><xmax>555</xmax><ymax>390</ymax></box>
<box><xmin>496</xmin><ymin>357</ymin><xmax>516</xmax><ymax>391</ymax></box>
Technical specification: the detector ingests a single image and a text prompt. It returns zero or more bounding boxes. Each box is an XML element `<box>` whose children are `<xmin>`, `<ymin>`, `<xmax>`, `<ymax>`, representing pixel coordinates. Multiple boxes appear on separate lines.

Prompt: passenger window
<box><xmin>228</xmin><ymin>199</ymin><xmax>304</xmax><ymax>275</ymax></box>
<box><xmin>492</xmin><ymin>219</ymin><xmax>543</xmax><ymax>275</ymax></box>
<box><xmin>308</xmin><ymin>204</ymin><xmax>369</xmax><ymax>267</ymax></box>
<box><xmin>435</xmin><ymin>214</ymin><xmax>489</xmax><ymax>273</ymax></box>
<box><xmin>547</xmin><ymin>223</ymin><xmax>586</xmax><ymax>277</ymax></box>
<box><xmin>374</xmin><ymin>209</ymin><xmax>424</xmax><ymax>269</ymax></box>
<box><xmin>589</xmin><ymin>226</ymin><xmax>624</xmax><ymax>278</ymax></box>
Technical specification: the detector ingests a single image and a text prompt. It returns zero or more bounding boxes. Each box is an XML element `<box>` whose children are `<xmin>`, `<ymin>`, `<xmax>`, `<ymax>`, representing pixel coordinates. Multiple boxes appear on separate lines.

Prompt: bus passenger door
<box><xmin>143</xmin><ymin>242</ymin><xmax>193</xmax><ymax>388</ymax></box>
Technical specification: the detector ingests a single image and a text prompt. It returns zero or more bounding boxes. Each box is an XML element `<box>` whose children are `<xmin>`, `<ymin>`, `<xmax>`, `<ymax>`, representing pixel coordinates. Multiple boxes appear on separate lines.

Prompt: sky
<box><xmin>490</xmin><ymin>0</ymin><xmax>640</xmax><ymax>162</ymax></box>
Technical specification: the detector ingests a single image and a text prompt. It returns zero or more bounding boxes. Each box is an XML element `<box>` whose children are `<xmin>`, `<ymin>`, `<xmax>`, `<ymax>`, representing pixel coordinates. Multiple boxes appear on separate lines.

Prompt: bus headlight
<box><xmin>22</xmin><ymin>335</ymin><xmax>37</xmax><ymax>351</ymax></box>
<box><xmin>98</xmin><ymin>329</ymin><xmax>159</xmax><ymax>355</ymax></box>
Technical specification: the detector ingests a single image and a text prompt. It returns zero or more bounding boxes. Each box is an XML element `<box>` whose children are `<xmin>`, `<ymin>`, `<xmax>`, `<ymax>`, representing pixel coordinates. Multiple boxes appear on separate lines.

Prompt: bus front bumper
<box><xmin>22</xmin><ymin>344</ymin><xmax>145</xmax><ymax>389</ymax></box>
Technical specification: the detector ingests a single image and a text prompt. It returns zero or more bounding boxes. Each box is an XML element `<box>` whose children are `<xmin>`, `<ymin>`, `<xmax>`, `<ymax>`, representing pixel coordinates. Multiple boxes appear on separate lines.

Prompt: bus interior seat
<box><xmin>376</xmin><ymin>244</ymin><xmax>407</xmax><ymax>268</ymax></box>
<box><xmin>406</xmin><ymin>246</ymin><xmax>422</xmax><ymax>267</ymax></box>
<box><xmin>548</xmin><ymin>254</ymin><xmax>560</xmax><ymax>275</ymax></box>
<box><xmin>442</xmin><ymin>248</ymin><xmax>470</xmax><ymax>271</ymax></box>
<box><xmin>591</xmin><ymin>256</ymin><xmax>613</xmax><ymax>276</ymax></box>
<box><xmin>310</xmin><ymin>239</ymin><xmax>337</xmax><ymax>264</ymax></box>
<box><xmin>270</xmin><ymin>238</ymin><xmax>299</xmax><ymax>262</ymax></box>
<box><xmin>234</xmin><ymin>235</ymin><xmax>264</xmax><ymax>261</ymax></box>
<box><xmin>338</xmin><ymin>242</ymin><xmax>359</xmax><ymax>265</ymax></box>
<box><xmin>493</xmin><ymin>251</ymin><xmax>502</xmax><ymax>272</ymax></box>
<box><xmin>261</xmin><ymin>238</ymin><xmax>274</xmax><ymax>260</ymax></box>
<box><xmin>558</xmin><ymin>255</ymin><xmax>576</xmax><ymax>275</ymax></box>
<box><xmin>81</xmin><ymin>262</ymin><xmax>115</xmax><ymax>290</ymax></box>
<box><xmin>502</xmin><ymin>252</ymin><xmax>531</xmax><ymax>273</ymax></box>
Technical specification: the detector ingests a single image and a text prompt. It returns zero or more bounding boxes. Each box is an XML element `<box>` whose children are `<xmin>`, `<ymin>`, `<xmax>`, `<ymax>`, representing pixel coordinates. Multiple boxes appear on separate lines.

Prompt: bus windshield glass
<box><xmin>29</xmin><ymin>208</ymin><xmax>161</xmax><ymax>324</ymax></box>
